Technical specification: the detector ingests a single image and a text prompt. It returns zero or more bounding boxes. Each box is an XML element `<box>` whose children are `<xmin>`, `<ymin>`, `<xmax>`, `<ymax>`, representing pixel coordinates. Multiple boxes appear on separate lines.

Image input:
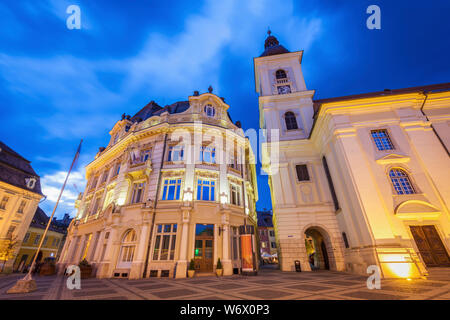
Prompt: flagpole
<box><xmin>22</xmin><ymin>139</ymin><xmax>82</xmax><ymax>282</ymax></box>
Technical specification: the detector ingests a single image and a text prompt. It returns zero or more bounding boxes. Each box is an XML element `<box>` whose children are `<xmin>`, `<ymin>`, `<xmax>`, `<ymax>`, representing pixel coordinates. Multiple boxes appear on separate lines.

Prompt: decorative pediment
<box><xmin>395</xmin><ymin>200</ymin><xmax>441</xmax><ymax>219</ymax></box>
<box><xmin>376</xmin><ymin>153</ymin><xmax>410</xmax><ymax>165</ymax></box>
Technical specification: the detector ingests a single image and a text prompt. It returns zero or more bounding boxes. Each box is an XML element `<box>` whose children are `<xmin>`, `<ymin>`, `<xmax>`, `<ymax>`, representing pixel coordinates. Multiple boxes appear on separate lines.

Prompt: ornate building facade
<box><xmin>57</xmin><ymin>91</ymin><xmax>258</xmax><ymax>279</ymax></box>
<box><xmin>255</xmin><ymin>32</ymin><xmax>450</xmax><ymax>278</ymax></box>
<box><xmin>0</xmin><ymin>142</ymin><xmax>44</xmax><ymax>273</ymax></box>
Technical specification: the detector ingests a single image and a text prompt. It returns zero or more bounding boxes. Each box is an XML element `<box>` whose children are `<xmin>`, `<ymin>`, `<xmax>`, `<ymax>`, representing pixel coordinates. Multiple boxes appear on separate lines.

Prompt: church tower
<box><xmin>254</xmin><ymin>31</ymin><xmax>315</xmax><ymax>140</ymax></box>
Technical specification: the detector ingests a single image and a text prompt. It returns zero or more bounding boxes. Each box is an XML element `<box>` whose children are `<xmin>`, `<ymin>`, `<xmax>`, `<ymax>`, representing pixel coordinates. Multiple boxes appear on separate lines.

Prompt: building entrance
<box><xmin>194</xmin><ymin>224</ymin><xmax>214</xmax><ymax>272</ymax></box>
<box><xmin>305</xmin><ymin>228</ymin><xmax>330</xmax><ymax>270</ymax></box>
<box><xmin>410</xmin><ymin>225</ymin><xmax>450</xmax><ymax>267</ymax></box>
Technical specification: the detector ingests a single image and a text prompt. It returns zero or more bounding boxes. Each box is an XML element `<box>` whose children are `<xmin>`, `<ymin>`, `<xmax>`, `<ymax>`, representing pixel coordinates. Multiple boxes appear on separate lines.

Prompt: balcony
<box><xmin>127</xmin><ymin>159</ymin><xmax>152</xmax><ymax>179</ymax></box>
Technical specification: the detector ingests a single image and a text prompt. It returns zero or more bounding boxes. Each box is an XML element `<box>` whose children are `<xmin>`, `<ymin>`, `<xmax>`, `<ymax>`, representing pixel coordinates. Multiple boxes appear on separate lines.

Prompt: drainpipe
<box><xmin>142</xmin><ymin>132</ymin><xmax>168</xmax><ymax>278</ymax></box>
<box><xmin>419</xmin><ymin>91</ymin><xmax>450</xmax><ymax>156</ymax></box>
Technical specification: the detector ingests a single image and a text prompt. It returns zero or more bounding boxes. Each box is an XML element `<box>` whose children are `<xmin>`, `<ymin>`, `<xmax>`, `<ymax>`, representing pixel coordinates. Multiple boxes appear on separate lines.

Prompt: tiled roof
<box><xmin>0</xmin><ymin>141</ymin><xmax>43</xmax><ymax>195</ymax></box>
<box><xmin>30</xmin><ymin>207</ymin><xmax>71</xmax><ymax>234</ymax></box>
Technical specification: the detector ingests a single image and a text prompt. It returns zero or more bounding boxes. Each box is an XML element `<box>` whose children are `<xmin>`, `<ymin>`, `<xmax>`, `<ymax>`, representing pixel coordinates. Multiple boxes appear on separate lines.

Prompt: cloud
<box><xmin>40</xmin><ymin>167</ymin><xmax>86</xmax><ymax>217</ymax></box>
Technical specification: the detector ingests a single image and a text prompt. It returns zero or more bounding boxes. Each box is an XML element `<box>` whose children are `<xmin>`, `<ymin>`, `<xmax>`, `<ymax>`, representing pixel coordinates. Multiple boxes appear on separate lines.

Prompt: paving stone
<box><xmin>239</xmin><ymin>289</ymin><xmax>292</xmax><ymax>299</ymax></box>
<box><xmin>72</xmin><ymin>289</ymin><xmax>117</xmax><ymax>297</ymax></box>
<box><xmin>137</xmin><ymin>283</ymin><xmax>173</xmax><ymax>290</ymax></box>
<box><xmin>342</xmin><ymin>290</ymin><xmax>402</xmax><ymax>300</ymax></box>
<box><xmin>288</xmin><ymin>284</ymin><xmax>336</xmax><ymax>292</ymax></box>
<box><xmin>321</xmin><ymin>280</ymin><xmax>363</xmax><ymax>287</ymax></box>
<box><xmin>207</xmin><ymin>283</ymin><xmax>243</xmax><ymax>290</ymax></box>
<box><xmin>151</xmin><ymin>289</ymin><xmax>197</xmax><ymax>299</ymax></box>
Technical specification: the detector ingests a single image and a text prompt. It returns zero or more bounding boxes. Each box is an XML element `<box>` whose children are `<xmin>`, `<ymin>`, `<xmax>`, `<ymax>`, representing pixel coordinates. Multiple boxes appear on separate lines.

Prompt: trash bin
<box><xmin>295</xmin><ymin>260</ymin><xmax>301</xmax><ymax>272</ymax></box>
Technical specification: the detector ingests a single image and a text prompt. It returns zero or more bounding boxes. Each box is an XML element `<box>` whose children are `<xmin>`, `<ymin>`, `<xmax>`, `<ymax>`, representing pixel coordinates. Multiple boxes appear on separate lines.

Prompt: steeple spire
<box><xmin>260</xmin><ymin>30</ymin><xmax>290</xmax><ymax>57</ymax></box>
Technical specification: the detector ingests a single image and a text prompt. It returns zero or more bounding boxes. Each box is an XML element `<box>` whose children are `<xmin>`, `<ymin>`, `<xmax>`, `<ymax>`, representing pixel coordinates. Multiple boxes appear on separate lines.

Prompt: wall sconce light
<box><xmin>220</xmin><ymin>192</ymin><xmax>228</xmax><ymax>204</ymax></box>
<box><xmin>183</xmin><ymin>188</ymin><xmax>193</xmax><ymax>202</ymax></box>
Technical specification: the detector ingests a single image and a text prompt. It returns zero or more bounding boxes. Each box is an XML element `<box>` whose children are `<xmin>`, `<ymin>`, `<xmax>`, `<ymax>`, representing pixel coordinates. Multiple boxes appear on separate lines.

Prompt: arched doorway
<box><xmin>305</xmin><ymin>227</ymin><xmax>330</xmax><ymax>271</ymax></box>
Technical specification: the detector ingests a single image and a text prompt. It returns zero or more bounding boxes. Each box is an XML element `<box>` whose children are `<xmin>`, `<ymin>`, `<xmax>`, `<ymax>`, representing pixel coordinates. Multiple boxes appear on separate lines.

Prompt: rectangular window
<box><xmin>199</xmin><ymin>146</ymin><xmax>216</xmax><ymax>164</ymax></box>
<box><xmin>342</xmin><ymin>232</ymin><xmax>350</xmax><ymax>248</ymax></box>
<box><xmin>17</xmin><ymin>200</ymin><xmax>27</xmax><ymax>214</ymax></box>
<box><xmin>91</xmin><ymin>197</ymin><xmax>101</xmax><ymax>215</ymax></box>
<box><xmin>269</xmin><ymin>230</ymin><xmax>275</xmax><ymax>237</ymax></box>
<box><xmin>34</xmin><ymin>234</ymin><xmax>41</xmax><ymax>245</ymax></box>
<box><xmin>161</xmin><ymin>179</ymin><xmax>182</xmax><ymax>200</ymax></box>
<box><xmin>371</xmin><ymin>129</ymin><xmax>394</xmax><ymax>151</ymax></box>
<box><xmin>114</xmin><ymin>164</ymin><xmax>121</xmax><ymax>177</ymax></box>
<box><xmin>131</xmin><ymin>182</ymin><xmax>145</xmax><ymax>204</ymax></box>
<box><xmin>168</xmin><ymin>145</ymin><xmax>184</xmax><ymax>161</ymax></box>
<box><xmin>152</xmin><ymin>224</ymin><xmax>177</xmax><ymax>261</ymax></box>
<box><xmin>103</xmin><ymin>190</ymin><xmax>114</xmax><ymax>209</ymax></box>
<box><xmin>271</xmin><ymin>242</ymin><xmax>276</xmax><ymax>248</ymax></box>
<box><xmin>43</xmin><ymin>236</ymin><xmax>48</xmax><ymax>246</ymax></box>
<box><xmin>322</xmin><ymin>156</ymin><xmax>340</xmax><ymax>211</ymax></box>
<box><xmin>140</xmin><ymin>149</ymin><xmax>151</xmax><ymax>162</ymax></box>
<box><xmin>295</xmin><ymin>164</ymin><xmax>310</xmax><ymax>181</ymax></box>
<box><xmin>0</xmin><ymin>196</ymin><xmax>9</xmax><ymax>210</ymax></box>
<box><xmin>229</xmin><ymin>183</ymin><xmax>241</xmax><ymax>206</ymax></box>
<box><xmin>231</xmin><ymin>227</ymin><xmax>239</xmax><ymax>260</ymax></box>
<box><xmin>196</xmin><ymin>179</ymin><xmax>215</xmax><ymax>201</ymax></box>
<box><xmin>23</xmin><ymin>233</ymin><xmax>30</xmax><ymax>243</ymax></box>
<box><xmin>6</xmin><ymin>226</ymin><xmax>15</xmax><ymax>238</ymax></box>
<box><xmin>55</xmin><ymin>238</ymin><xmax>60</xmax><ymax>248</ymax></box>
<box><xmin>101</xmin><ymin>170</ymin><xmax>109</xmax><ymax>183</ymax></box>
<box><xmin>90</xmin><ymin>177</ymin><xmax>98</xmax><ymax>190</ymax></box>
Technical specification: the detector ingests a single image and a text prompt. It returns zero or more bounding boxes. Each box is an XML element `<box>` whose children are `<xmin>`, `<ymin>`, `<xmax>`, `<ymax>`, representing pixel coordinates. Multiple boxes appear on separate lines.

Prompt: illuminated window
<box><xmin>103</xmin><ymin>189</ymin><xmax>114</xmax><ymax>209</ymax></box>
<box><xmin>285</xmin><ymin>112</ymin><xmax>298</xmax><ymax>130</ymax></box>
<box><xmin>168</xmin><ymin>145</ymin><xmax>184</xmax><ymax>161</ymax></box>
<box><xmin>199</xmin><ymin>146</ymin><xmax>216</xmax><ymax>163</ymax></box>
<box><xmin>153</xmin><ymin>224</ymin><xmax>177</xmax><ymax>261</ymax></box>
<box><xmin>119</xmin><ymin>230</ymin><xmax>137</xmax><ymax>266</ymax></box>
<box><xmin>131</xmin><ymin>182</ymin><xmax>145</xmax><ymax>204</ymax></box>
<box><xmin>161</xmin><ymin>179</ymin><xmax>182</xmax><ymax>200</ymax></box>
<box><xmin>140</xmin><ymin>149</ymin><xmax>151</xmax><ymax>162</ymax></box>
<box><xmin>371</xmin><ymin>129</ymin><xmax>394</xmax><ymax>151</ymax></box>
<box><xmin>0</xmin><ymin>196</ymin><xmax>9</xmax><ymax>210</ymax></box>
<box><xmin>229</xmin><ymin>183</ymin><xmax>241</xmax><ymax>206</ymax></box>
<box><xmin>17</xmin><ymin>200</ymin><xmax>27</xmax><ymax>214</ymax></box>
<box><xmin>389</xmin><ymin>168</ymin><xmax>415</xmax><ymax>195</ymax></box>
<box><xmin>196</xmin><ymin>179</ymin><xmax>215</xmax><ymax>201</ymax></box>
<box><xmin>204</xmin><ymin>104</ymin><xmax>215</xmax><ymax>118</ymax></box>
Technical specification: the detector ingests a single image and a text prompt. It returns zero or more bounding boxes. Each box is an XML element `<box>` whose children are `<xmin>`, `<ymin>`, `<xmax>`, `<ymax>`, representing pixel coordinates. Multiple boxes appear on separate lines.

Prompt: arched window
<box><xmin>276</xmin><ymin>69</ymin><xmax>287</xmax><ymax>79</ymax></box>
<box><xmin>117</xmin><ymin>229</ymin><xmax>137</xmax><ymax>268</ymax></box>
<box><xmin>285</xmin><ymin>112</ymin><xmax>298</xmax><ymax>130</ymax></box>
<box><xmin>204</xmin><ymin>104</ymin><xmax>215</xmax><ymax>118</ymax></box>
<box><xmin>389</xmin><ymin>168</ymin><xmax>415</xmax><ymax>195</ymax></box>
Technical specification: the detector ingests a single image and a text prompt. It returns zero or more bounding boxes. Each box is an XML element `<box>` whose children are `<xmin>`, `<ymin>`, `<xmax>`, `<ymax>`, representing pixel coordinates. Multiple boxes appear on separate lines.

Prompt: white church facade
<box><xmin>255</xmin><ymin>31</ymin><xmax>450</xmax><ymax>278</ymax></box>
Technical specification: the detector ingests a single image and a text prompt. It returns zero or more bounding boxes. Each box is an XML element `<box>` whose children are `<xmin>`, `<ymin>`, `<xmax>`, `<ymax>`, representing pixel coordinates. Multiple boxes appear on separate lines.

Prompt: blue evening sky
<box><xmin>0</xmin><ymin>0</ymin><xmax>449</xmax><ymax>218</ymax></box>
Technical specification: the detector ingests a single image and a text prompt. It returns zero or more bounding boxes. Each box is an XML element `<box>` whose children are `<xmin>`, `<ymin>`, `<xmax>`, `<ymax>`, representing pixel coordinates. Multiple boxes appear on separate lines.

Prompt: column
<box><xmin>222</xmin><ymin>223</ymin><xmax>233</xmax><ymax>275</ymax></box>
<box><xmin>175</xmin><ymin>206</ymin><xmax>191</xmax><ymax>278</ymax></box>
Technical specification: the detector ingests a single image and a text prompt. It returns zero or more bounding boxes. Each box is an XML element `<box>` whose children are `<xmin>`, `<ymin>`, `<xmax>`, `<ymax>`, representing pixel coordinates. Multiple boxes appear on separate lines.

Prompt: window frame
<box><xmin>161</xmin><ymin>178</ymin><xmax>182</xmax><ymax>201</ymax></box>
<box><xmin>196</xmin><ymin>178</ymin><xmax>216</xmax><ymax>201</ymax></box>
<box><xmin>130</xmin><ymin>182</ymin><xmax>146</xmax><ymax>204</ymax></box>
<box><xmin>284</xmin><ymin>111</ymin><xmax>298</xmax><ymax>130</ymax></box>
<box><xmin>229</xmin><ymin>182</ymin><xmax>242</xmax><ymax>206</ymax></box>
<box><xmin>371</xmin><ymin>129</ymin><xmax>395</xmax><ymax>151</ymax></box>
<box><xmin>295</xmin><ymin>164</ymin><xmax>310</xmax><ymax>182</ymax></box>
<box><xmin>152</xmin><ymin>224</ymin><xmax>177</xmax><ymax>261</ymax></box>
<box><xmin>388</xmin><ymin>168</ymin><xmax>416</xmax><ymax>195</ymax></box>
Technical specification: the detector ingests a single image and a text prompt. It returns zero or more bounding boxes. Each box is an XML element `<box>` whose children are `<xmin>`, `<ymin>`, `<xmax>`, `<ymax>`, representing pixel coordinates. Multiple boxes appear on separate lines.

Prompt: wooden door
<box><xmin>410</xmin><ymin>225</ymin><xmax>450</xmax><ymax>267</ymax></box>
<box><xmin>194</xmin><ymin>238</ymin><xmax>213</xmax><ymax>272</ymax></box>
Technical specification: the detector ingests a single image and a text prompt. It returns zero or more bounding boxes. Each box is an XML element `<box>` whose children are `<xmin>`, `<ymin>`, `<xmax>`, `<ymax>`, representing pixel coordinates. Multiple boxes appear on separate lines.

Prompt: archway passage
<box><xmin>305</xmin><ymin>228</ymin><xmax>330</xmax><ymax>271</ymax></box>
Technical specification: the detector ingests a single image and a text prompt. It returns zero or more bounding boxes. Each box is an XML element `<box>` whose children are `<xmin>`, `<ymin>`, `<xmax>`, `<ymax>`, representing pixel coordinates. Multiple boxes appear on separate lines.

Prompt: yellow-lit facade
<box><xmin>57</xmin><ymin>92</ymin><xmax>258</xmax><ymax>279</ymax></box>
<box><xmin>255</xmin><ymin>33</ymin><xmax>450</xmax><ymax>278</ymax></box>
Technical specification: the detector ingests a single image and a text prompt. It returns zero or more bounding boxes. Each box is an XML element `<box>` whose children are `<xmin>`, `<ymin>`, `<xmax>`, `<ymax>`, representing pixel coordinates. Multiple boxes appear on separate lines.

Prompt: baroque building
<box><xmin>58</xmin><ymin>91</ymin><xmax>258</xmax><ymax>279</ymax></box>
<box><xmin>0</xmin><ymin>141</ymin><xmax>44</xmax><ymax>273</ymax></box>
<box><xmin>255</xmin><ymin>32</ymin><xmax>450</xmax><ymax>278</ymax></box>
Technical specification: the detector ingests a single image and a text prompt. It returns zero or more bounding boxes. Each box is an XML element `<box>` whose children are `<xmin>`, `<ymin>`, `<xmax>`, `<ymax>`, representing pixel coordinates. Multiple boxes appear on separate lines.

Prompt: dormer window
<box><xmin>204</xmin><ymin>104</ymin><xmax>215</xmax><ymax>118</ymax></box>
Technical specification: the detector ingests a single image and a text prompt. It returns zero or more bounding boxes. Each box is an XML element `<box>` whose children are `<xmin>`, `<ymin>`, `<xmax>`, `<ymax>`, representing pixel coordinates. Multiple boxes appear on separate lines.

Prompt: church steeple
<box><xmin>260</xmin><ymin>30</ymin><xmax>290</xmax><ymax>57</ymax></box>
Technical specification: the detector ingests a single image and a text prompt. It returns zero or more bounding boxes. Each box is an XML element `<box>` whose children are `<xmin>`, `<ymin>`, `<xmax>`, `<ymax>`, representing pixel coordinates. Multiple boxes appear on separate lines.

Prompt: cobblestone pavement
<box><xmin>0</xmin><ymin>268</ymin><xmax>449</xmax><ymax>300</ymax></box>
